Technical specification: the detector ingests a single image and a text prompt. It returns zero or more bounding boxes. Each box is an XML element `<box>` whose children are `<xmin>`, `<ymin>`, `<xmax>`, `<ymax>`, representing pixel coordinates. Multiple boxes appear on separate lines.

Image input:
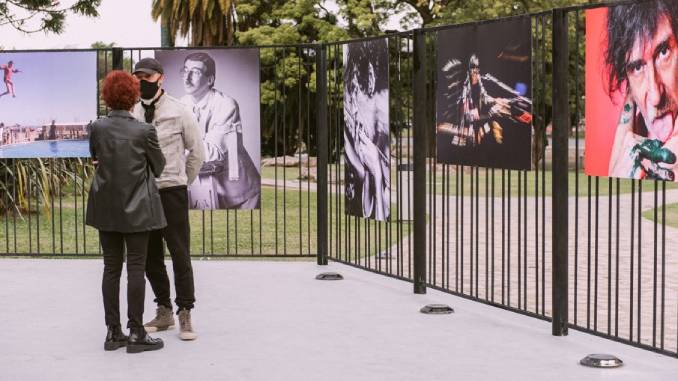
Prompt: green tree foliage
<box><xmin>0</xmin><ymin>0</ymin><xmax>100</xmax><ymax>34</ymax></box>
<box><xmin>151</xmin><ymin>0</ymin><xmax>236</xmax><ymax>47</ymax></box>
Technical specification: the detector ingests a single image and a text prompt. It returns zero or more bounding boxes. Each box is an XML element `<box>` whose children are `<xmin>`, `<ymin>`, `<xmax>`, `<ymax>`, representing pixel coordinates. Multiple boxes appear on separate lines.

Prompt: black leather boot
<box><xmin>127</xmin><ymin>326</ymin><xmax>164</xmax><ymax>353</ymax></box>
<box><xmin>104</xmin><ymin>325</ymin><xmax>128</xmax><ymax>351</ymax></box>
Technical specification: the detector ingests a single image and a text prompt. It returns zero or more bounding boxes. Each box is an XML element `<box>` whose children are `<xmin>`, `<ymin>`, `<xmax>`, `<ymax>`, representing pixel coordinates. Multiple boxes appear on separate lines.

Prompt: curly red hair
<box><xmin>102</xmin><ymin>70</ymin><xmax>140</xmax><ymax>111</ymax></box>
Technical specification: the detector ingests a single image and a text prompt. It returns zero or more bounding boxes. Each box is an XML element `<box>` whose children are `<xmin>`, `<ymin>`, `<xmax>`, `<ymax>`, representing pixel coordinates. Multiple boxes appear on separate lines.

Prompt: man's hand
<box><xmin>632</xmin><ymin>139</ymin><xmax>677</xmax><ymax>181</ymax></box>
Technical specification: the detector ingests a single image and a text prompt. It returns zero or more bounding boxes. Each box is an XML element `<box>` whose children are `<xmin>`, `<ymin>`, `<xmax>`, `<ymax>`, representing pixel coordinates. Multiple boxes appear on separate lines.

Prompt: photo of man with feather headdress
<box><xmin>436</xmin><ymin>17</ymin><xmax>533</xmax><ymax>170</ymax></box>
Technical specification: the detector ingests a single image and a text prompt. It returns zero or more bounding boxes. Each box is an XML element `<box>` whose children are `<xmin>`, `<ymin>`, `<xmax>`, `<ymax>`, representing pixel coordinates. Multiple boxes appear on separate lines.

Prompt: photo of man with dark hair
<box><xmin>602</xmin><ymin>0</ymin><xmax>678</xmax><ymax>180</ymax></box>
<box><xmin>436</xmin><ymin>17</ymin><xmax>533</xmax><ymax>170</ymax></box>
<box><xmin>155</xmin><ymin>49</ymin><xmax>261</xmax><ymax>209</ymax></box>
<box><xmin>343</xmin><ymin>39</ymin><xmax>390</xmax><ymax>221</ymax></box>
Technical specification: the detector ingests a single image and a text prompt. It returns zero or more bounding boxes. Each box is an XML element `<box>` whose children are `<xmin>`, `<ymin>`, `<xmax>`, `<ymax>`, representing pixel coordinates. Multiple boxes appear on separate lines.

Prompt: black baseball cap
<box><xmin>133</xmin><ymin>58</ymin><xmax>164</xmax><ymax>75</ymax></box>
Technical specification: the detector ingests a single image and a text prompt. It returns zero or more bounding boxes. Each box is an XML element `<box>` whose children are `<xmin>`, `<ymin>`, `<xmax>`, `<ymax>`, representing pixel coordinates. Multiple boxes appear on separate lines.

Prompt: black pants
<box><xmin>146</xmin><ymin>186</ymin><xmax>195</xmax><ymax>311</ymax></box>
<box><xmin>100</xmin><ymin>231</ymin><xmax>150</xmax><ymax>329</ymax></box>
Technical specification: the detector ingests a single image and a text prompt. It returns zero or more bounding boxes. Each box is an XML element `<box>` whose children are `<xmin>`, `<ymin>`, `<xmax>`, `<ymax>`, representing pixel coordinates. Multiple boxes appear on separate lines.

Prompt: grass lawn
<box><xmin>326</xmin><ymin>166</ymin><xmax>678</xmax><ymax>197</ymax></box>
<box><xmin>642</xmin><ymin>202</ymin><xmax>678</xmax><ymax>229</ymax></box>
<box><xmin>0</xmin><ymin>185</ymin><xmax>407</xmax><ymax>258</ymax></box>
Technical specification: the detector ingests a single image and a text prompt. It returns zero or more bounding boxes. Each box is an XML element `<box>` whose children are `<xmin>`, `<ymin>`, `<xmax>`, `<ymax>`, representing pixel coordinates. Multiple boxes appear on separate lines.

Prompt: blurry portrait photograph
<box><xmin>586</xmin><ymin>1</ymin><xmax>678</xmax><ymax>181</ymax></box>
<box><xmin>343</xmin><ymin>38</ymin><xmax>390</xmax><ymax>222</ymax></box>
<box><xmin>436</xmin><ymin>17</ymin><xmax>533</xmax><ymax>170</ymax></box>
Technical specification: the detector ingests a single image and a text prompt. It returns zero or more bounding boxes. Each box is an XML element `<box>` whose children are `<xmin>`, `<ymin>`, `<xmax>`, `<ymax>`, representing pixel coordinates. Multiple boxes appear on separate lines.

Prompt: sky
<box><xmin>0</xmin><ymin>51</ymin><xmax>97</xmax><ymax>125</ymax></box>
<box><xmin>0</xmin><ymin>0</ymin><xmax>406</xmax><ymax>50</ymax></box>
<box><xmin>0</xmin><ymin>0</ymin><xmax>175</xmax><ymax>50</ymax></box>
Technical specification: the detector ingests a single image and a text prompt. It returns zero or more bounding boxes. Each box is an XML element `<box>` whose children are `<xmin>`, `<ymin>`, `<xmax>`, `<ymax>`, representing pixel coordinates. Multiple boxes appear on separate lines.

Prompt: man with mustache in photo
<box><xmin>607</xmin><ymin>0</ymin><xmax>678</xmax><ymax>180</ymax></box>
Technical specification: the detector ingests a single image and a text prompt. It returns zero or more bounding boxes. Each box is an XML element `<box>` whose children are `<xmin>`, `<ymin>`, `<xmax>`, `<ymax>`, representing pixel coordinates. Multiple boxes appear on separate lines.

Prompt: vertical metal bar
<box><xmin>523</xmin><ymin>169</ymin><xmax>527</xmax><ymax>310</ymax></box>
<box><xmin>316</xmin><ymin>44</ymin><xmax>329</xmax><ymax>266</ymax></box>
<box><xmin>660</xmin><ymin>181</ymin><xmax>665</xmax><ymax>349</ymax></box>
<box><xmin>81</xmin><ymin>163</ymin><xmax>86</xmax><ymax>254</ymax></box>
<box><xmin>485</xmin><ymin>168</ymin><xmax>489</xmax><ymax>299</ymax></box>
<box><xmin>462</xmin><ymin>168</ymin><xmax>465</xmax><ymax>294</ymax></box>
<box><xmin>282</xmin><ymin>48</ymin><xmax>288</xmax><ymax>256</ymax></box>
<box><xmin>28</xmin><ymin>167</ymin><xmax>32</xmax><ymax>254</ymax></box>
<box><xmin>470</xmin><ymin>167</ymin><xmax>474</xmax><ymax>295</ymax></box>
<box><xmin>298</xmin><ymin>48</ymin><xmax>303</xmax><ymax>256</ymax></box>
<box><xmin>574</xmin><ymin>9</ymin><xmax>581</xmax><ymax>325</ymax></box>
<box><xmin>74</xmin><ymin>167</ymin><xmax>79</xmax><ymax>255</ymax></box>
<box><xmin>12</xmin><ymin>159</ymin><xmax>16</xmax><ymax>254</ymax></box>
<box><xmin>491</xmin><ymin>168</ymin><xmax>495</xmax><ymax>302</ymax></box>
<box><xmin>51</xmin><ymin>159</ymin><xmax>55</xmax><ymax>254</ymax></box>
<box><xmin>653</xmin><ymin>181</ymin><xmax>658</xmax><ymax>347</ymax></box>
<box><xmin>273</xmin><ymin>49</ymin><xmax>280</xmax><ymax>255</ymax></box>
<box><xmin>594</xmin><ymin>177</ymin><xmax>599</xmax><ymax>331</ymax></box>
<box><xmin>508</xmin><ymin>171</ymin><xmax>511</xmax><ymax>306</ymax></box>
<box><xmin>475</xmin><ymin>166</ymin><xmax>479</xmax><ymax>297</ymax></box>
<box><xmin>551</xmin><ymin>8</ymin><xmax>569</xmax><ymax>336</ymax></box>
<box><xmin>58</xmin><ymin>167</ymin><xmax>62</xmax><ymax>254</ymax></box>
<box><xmin>306</xmin><ymin>51</ymin><xmax>312</xmax><ymax>257</ymax></box>
<box><xmin>540</xmin><ymin>14</ymin><xmax>547</xmax><ymax>317</ymax></box>
<box><xmin>4</xmin><ymin>160</ymin><xmax>9</xmax><ymax>254</ymax></box>
<box><xmin>112</xmin><ymin>48</ymin><xmax>124</xmax><ymax>70</ymax></box>
<box><xmin>615</xmin><ymin>178</ymin><xmax>620</xmax><ymax>337</ymax></box>
<box><xmin>607</xmin><ymin>177</ymin><xmax>613</xmax><ymax>335</ymax></box>
<box><xmin>518</xmin><ymin>170</ymin><xmax>522</xmax><ymax>308</ymax></box>
<box><xmin>36</xmin><ymin>162</ymin><xmax>40</xmax><ymax>255</ymax></box>
<box><xmin>638</xmin><ymin>181</ymin><xmax>643</xmax><ymax>343</ymax></box>
<box><xmin>630</xmin><ymin>180</ymin><xmax>636</xmax><ymax>341</ymax></box>
<box><xmin>501</xmin><ymin>169</ymin><xmax>505</xmax><ymax>303</ymax></box>
<box><xmin>456</xmin><ymin>165</ymin><xmax>460</xmax><ymax>292</ymax></box>
<box><xmin>412</xmin><ymin>29</ymin><xmax>427</xmax><ymax>294</ymax></box>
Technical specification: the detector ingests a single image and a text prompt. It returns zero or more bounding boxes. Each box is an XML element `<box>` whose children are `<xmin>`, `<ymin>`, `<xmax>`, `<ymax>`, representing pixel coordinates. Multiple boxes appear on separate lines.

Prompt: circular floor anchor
<box><xmin>420</xmin><ymin>304</ymin><xmax>454</xmax><ymax>314</ymax></box>
<box><xmin>315</xmin><ymin>272</ymin><xmax>344</xmax><ymax>281</ymax></box>
<box><xmin>579</xmin><ymin>354</ymin><xmax>623</xmax><ymax>368</ymax></box>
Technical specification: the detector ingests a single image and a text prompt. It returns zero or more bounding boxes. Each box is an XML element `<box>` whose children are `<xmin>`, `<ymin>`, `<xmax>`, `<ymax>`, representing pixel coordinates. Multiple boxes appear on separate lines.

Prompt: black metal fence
<box><xmin>0</xmin><ymin>0</ymin><xmax>676</xmax><ymax>359</ymax></box>
<box><xmin>1</xmin><ymin>44</ymin><xmax>321</xmax><ymax>258</ymax></box>
<box><xmin>319</xmin><ymin>1</ymin><xmax>677</xmax><ymax>358</ymax></box>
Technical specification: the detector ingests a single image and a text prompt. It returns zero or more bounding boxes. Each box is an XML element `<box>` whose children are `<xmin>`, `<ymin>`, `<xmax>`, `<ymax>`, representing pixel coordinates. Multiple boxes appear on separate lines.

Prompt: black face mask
<box><xmin>139</xmin><ymin>79</ymin><xmax>160</xmax><ymax>100</ymax></box>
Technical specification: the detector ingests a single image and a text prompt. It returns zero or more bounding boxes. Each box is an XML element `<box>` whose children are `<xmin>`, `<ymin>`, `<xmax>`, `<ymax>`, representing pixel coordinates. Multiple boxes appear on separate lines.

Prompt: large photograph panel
<box><xmin>343</xmin><ymin>39</ymin><xmax>390</xmax><ymax>221</ymax></box>
<box><xmin>0</xmin><ymin>51</ymin><xmax>97</xmax><ymax>158</ymax></box>
<box><xmin>436</xmin><ymin>17</ymin><xmax>533</xmax><ymax>170</ymax></box>
<box><xmin>585</xmin><ymin>1</ymin><xmax>678</xmax><ymax>181</ymax></box>
<box><xmin>155</xmin><ymin>49</ymin><xmax>261</xmax><ymax>209</ymax></box>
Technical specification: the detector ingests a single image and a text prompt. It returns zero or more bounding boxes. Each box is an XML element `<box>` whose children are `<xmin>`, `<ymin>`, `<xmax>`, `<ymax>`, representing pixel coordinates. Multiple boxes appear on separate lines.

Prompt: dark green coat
<box><xmin>86</xmin><ymin>110</ymin><xmax>167</xmax><ymax>233</ymax></box>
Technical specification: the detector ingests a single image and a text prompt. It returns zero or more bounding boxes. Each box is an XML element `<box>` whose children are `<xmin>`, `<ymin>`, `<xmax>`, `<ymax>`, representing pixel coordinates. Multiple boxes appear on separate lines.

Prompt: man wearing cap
<box><xmin>132</xmin><ymin>58</ymin><xmax>205</xmax><ymax>341</ymax></box>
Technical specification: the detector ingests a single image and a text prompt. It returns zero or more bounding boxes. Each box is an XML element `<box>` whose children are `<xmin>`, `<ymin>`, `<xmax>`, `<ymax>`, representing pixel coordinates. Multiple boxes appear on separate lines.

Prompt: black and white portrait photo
<box><xmin>343</xmin><ymin>39</ymin><xmax>390</xmax><ymax>221</ymax></box>
<box><xmin>155</xmin><ymin>49</ymin><xmax>261</xmax><ymax>210</ymax></box>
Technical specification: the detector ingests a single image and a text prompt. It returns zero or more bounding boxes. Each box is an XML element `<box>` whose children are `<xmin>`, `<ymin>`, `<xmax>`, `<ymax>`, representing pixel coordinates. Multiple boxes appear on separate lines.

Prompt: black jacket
<box><xmin>86</xmin><ymin>110</ymin><xmax>167</xmax><ymax>233</ymax></box>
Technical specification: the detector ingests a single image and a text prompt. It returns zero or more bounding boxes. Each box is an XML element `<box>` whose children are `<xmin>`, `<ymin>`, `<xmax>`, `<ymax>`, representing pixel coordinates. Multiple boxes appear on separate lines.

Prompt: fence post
<box><xmin>112</xmin><ymin>48</ymin><xmax>124</xmax><ymax>70</ymax></box>
<box><xmin>316</xmin><ymin>44</ymin><xmax>329</xmax><ymax>266</ymax></box>
<box><xmin>412</xmin><ymin>29</ymin><xmax>427</xmax><ymax>294</ymax></box>
<box><xmin>551</xmin><ymin>8</ymin><xmax>569</xmax><ymax>336</ymax></box>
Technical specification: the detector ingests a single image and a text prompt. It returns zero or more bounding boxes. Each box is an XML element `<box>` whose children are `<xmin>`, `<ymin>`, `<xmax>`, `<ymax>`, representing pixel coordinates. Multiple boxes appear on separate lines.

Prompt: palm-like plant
<box><xmin>1</xmin><ymin>159</ymin><xmax>92</xmax><ymax>215</ymax></box>
<box><xmin>151</xmin><ymin>0</ymin><xmax>236</xmax><ymax>46</ymax></box>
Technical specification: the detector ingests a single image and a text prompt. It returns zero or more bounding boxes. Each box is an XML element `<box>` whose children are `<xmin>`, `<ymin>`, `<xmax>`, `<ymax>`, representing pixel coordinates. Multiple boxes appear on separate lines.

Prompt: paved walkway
<box><xmin>379</xmin><ymin>189</ymin><xmax>678</xmax><ymax>355</ymax></box>
<box><xmin>1</xmin><ymin>259</ymin><xmax>676</xmax><ymax>380</ymax></box>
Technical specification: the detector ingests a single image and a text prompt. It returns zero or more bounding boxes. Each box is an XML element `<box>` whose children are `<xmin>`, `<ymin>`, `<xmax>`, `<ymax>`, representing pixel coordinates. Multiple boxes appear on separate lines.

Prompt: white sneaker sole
<box><xmin>179</xmin><ymin>332</ymin><xmax>198</xmax><ymax>341</ymax></box>
<box><xmin>144</xmin><ymin>325</ymin><xmax>175</xmax><ymax>333</ymax></box>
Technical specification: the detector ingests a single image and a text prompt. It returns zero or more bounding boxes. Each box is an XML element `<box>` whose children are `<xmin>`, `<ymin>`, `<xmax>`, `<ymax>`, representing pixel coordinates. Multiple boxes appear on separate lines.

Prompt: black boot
<box><xmin>104</xmin><ymin>325</ymin><xmax>128</xmax><ymax>351</ymax></box>
<box><xmin>127</xmin><ymin>326</ymin><xmax>164</xmax><ymax>354</ymax></box>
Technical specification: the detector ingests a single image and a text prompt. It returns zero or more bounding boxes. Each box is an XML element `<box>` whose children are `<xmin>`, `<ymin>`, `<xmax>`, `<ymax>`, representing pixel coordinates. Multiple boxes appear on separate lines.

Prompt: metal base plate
<box><xmin>580</xmin><ymin>354</ymin><xmax>623</xmax><ymax>368</ymax></box>
<box><xmin>315</xmin><ymin>272</ymin><xmax>344</xmax><ymax>280</ymax></box>
<box><xmin>420</xmin><ymin>304</ymin><xmax>454</xmax><ymax>314</ymax></box>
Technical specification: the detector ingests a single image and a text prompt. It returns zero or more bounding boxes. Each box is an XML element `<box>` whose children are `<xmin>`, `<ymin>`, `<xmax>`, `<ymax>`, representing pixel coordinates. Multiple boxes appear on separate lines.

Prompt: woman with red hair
<box><xmin>86</xmin><ymin>70</ymin><xmax>166</xmax><ymax>353</ymax></box>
